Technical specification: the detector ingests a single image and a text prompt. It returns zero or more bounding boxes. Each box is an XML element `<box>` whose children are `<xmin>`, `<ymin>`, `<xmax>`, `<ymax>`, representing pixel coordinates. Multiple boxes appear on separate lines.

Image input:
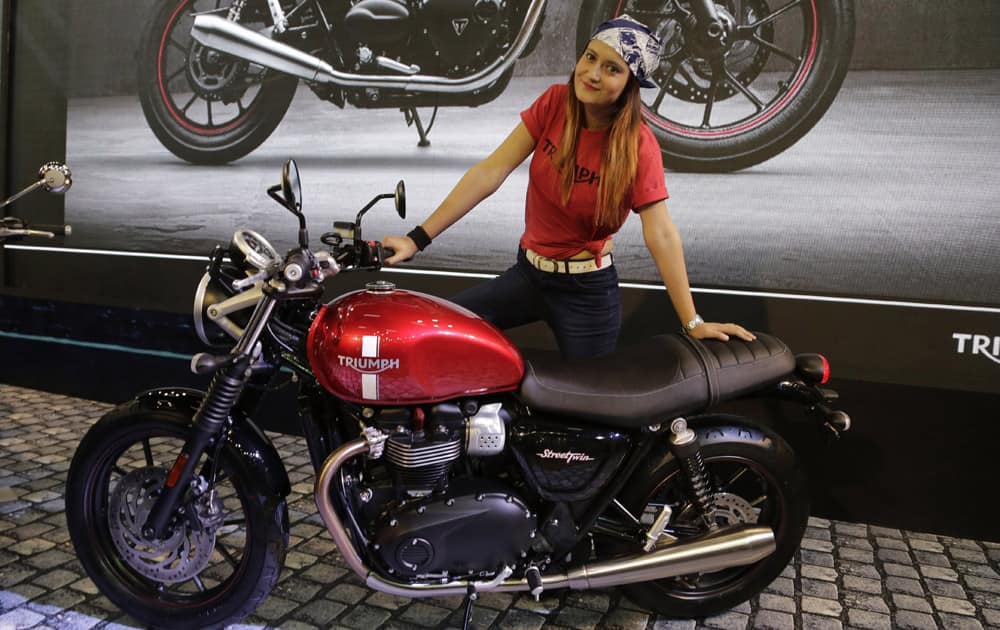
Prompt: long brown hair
<box><xmin>553</xmin><ymin>73</ymin><xmax>643</xmax><ymax>230</ymax></box>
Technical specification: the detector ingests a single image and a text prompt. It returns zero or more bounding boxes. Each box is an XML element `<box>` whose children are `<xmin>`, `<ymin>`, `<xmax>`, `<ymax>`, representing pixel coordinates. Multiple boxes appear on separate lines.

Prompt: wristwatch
<box><xmin>683</xmin><ymin>314</ymin><xmax>704</xmax><ymax>334</ymax></box>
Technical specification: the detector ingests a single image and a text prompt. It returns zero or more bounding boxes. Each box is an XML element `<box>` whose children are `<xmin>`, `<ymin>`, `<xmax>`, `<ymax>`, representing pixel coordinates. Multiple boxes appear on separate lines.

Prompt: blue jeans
<box><xmin>451</xmin><ymin>249</ymin><xmax>622</xmax><ymax>359</ymax></box>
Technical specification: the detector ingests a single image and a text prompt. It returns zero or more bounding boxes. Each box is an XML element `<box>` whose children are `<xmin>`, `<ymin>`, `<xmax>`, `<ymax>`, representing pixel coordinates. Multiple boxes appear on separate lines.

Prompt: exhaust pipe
<box><xmin>191</xmin><ymin>0</ymin><xmax>546</xmax><ymax>93</ymax></box>
<box><xmin>316</xmin><ymin>435</ymin><xmax>777</xmax><ymax>598</ymax></box>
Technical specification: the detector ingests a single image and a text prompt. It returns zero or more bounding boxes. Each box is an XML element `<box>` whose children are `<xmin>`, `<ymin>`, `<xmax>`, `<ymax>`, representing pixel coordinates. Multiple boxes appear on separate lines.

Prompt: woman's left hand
<box><xmin>690</xmin><ymin>322</ymin><xmax>756</xmax><ymax>342</ymax></box>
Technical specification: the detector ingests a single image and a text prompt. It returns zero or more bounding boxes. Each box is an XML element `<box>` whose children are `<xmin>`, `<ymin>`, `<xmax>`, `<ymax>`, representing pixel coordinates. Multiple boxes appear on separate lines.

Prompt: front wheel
<box><xmin>65</xmin><ymin>404</ymin><xmax>288</xmax><ymax>629</ymax></box>
<box><xmin>138</xmin><ymin>0</ymin><xmax>299</xmax><ymax>164</ymax></box>
<box><xmin>578</xmin><ymin>0</ymin><xmax>855</xmax><ymax>171</ymax></box>
<box><xmin>611</xmin><ymin>417</ymin><xmax>809</xmax><ymax>618</ymax></box>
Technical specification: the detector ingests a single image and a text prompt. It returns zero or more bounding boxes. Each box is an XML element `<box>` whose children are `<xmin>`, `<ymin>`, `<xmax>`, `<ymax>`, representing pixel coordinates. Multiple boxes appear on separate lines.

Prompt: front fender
<box><xmin>134</xmin><ymin>387</ymin><xmax>291</xmax><ymax>499</ymax></box>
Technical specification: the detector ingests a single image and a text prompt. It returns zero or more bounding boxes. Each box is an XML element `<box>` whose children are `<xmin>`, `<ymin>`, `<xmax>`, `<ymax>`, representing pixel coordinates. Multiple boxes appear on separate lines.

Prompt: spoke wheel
<box><xmin>643</xmin><ymin>0</ymin><xmax>811</xmax><ymax>133</ymax></box>
<box><xmin>66</xmin><ymin>407</ymin><xmax>287</xmax><ymax>629</ymax></box>
<box><xmin>644</xmin><ymin>457</ymin><xmax>784</xmax><ymax>597</ymax></box>
<box><xmin>138</xmin><ymin>0</ymin><xmax>299</xmax><ymax>164</ymax></box>
<box><xmin>578</xmin><ymin>0</ymin><xmax>855</xmax><ymax>171</ymax></box>
<box><xmin>604</xmin><ymin>418</ymin><xmax>809</xmax><ymax>618</ymax></box>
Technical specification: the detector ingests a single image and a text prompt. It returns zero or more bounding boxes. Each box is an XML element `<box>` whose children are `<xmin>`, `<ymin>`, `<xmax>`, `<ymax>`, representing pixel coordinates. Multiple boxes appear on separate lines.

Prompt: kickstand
<box><xmin>401</xmin><ymin>106</ymin><xmax>436</xmax><ymax>147</ymax></box>
<box><xmin>461</xmin><ymin>583</ymin><xmax>478</xmax><ymax>630</ymax></box>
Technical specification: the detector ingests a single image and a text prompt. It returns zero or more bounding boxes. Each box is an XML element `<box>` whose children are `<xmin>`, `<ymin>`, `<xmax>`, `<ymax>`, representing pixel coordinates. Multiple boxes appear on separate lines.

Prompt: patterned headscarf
<box><xmin>590</xmin><ymin>14</ymin><xmax>662</xmax><ymax>88</ymax></box>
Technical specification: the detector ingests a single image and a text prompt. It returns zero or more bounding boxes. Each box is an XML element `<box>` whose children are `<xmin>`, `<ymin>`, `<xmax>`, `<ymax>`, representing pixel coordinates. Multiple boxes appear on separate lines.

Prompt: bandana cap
<box><xmin>590</xmin><ymin>14</ymin><xmax>662</xmax><ymax>88</ymax></box>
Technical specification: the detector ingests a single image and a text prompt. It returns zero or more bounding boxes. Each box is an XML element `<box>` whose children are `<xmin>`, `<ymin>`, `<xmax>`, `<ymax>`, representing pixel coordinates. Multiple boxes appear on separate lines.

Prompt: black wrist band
<box><xmin>407</xmin><ymin>225</ymin><xmax>432</xmax><ymax>251</ymax></box>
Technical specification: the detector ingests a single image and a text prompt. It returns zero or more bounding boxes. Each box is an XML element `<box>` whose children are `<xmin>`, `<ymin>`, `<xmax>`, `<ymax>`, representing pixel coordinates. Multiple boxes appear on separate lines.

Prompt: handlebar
<box><xmin>30</xmin><ymin>223</ymin><xmax>72</xmax><ymax>237</ymax></box>
<box><xmin>0</xmin><ymin>163</ymin><xmax>74</xmax><ymax>243</ymax></box>
<box><xmin>220</xmin><ymin>171</ymin><xmax>401</xmax><ymax>298</ymax></box>
<box><xmin>0</xmin><ymin>217</ymin><xmax>72</xmax><ymax>242</ymax></box>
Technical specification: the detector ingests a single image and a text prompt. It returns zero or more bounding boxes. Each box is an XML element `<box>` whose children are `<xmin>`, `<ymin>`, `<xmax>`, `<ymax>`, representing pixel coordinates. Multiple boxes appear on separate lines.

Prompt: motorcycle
<box><xmin>65</xmin><ymin>160</ymin><xmax>850</xmax><ymax>629</ymax></box>
<box><xmin>0</xmin><ymin>163</ymin><xmax>73</xmax><ymax>242</ymax></box>
<box><xmin>138</xmin><ymin>0</ymin><xmax>854</xmax><ymax>171</ymax></box>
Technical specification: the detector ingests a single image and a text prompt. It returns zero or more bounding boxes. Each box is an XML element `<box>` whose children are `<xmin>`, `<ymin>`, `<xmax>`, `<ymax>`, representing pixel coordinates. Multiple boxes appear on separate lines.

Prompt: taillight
<box><xmin>794</xmin><ymin>353</ymin><xmax>830</xmax><ymax>384</ymax></box>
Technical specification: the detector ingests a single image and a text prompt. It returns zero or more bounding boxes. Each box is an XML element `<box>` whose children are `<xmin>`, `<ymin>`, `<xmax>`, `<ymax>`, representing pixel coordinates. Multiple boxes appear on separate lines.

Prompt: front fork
<box><xmin>142</xmin><ymin>294</ymin><xmax>277</xmax><ymax>539</ymax></box>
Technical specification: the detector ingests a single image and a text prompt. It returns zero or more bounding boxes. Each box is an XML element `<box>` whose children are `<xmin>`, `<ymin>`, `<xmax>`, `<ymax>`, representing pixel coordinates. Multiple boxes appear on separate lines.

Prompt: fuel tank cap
<box><xmin>366</xmin><ymin>280</ymin><xmax>396</xmax><ymax>293</ymax></box>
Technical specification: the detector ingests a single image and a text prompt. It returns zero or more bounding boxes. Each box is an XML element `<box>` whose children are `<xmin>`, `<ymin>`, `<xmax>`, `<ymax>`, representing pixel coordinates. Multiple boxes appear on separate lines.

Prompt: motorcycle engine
<box><xmin>343</xmin><ymin>0</ymin><xmax>519</xmax><ymax>76</ymax></box>
<box><xmin>374</xmin><ymin>401</ymin><xmax>510</xmax><ymax>498</ymax></box>
<box><xmin>359</xmin><ymin>401</ymin><xmax>528</xmax><ymax>577</ymax></box>
<box><xmin>373</xmin><ymin>479</ymin><xmax>536</xmax><ymax>578</ymax></box>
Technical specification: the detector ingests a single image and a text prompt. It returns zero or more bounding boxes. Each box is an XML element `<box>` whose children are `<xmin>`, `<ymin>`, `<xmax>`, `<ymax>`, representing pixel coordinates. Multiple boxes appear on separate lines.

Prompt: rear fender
<box><xmin>134</xmin><ymin>387</ymin><xmax>291</xmax><ymax>499</ymax></box>
<box><xmin>638</xmin><ymin>414</ymin><xmax>791</xmax><ymax>478</ymax></box>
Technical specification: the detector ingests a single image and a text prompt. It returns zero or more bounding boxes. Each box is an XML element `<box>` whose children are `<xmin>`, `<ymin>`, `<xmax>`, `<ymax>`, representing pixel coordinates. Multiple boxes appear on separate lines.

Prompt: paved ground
<box><xmin>63</xmin><ymin>70</ymin><xmax>1000</xmax><ymax>306</ymax></box>
<box><xmin>1</xmin><ymin>383</ymin><xmax>999</xmax><ymax>630</ymax></box>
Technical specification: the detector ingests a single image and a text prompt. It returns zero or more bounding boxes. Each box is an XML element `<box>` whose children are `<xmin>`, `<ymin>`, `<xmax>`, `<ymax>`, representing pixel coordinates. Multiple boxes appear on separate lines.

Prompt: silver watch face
<box><xmin>686</xmin><ymin>315</ymin><xmax>704</xmax><ymax>330</ymax></box>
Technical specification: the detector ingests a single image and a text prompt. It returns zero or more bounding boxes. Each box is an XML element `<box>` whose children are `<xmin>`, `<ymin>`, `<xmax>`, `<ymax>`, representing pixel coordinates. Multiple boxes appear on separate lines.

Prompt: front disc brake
<box><xmin>108</xmin><ymin>468</ymin><xmax>217</xmax><ymax>584</ymax></box>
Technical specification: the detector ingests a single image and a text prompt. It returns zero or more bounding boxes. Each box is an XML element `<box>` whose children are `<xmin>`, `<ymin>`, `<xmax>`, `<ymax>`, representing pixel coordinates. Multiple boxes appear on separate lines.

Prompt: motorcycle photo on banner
<box><xmin>139</xmin><ymin>0</ymin><xmax>854</xmax><ymax>171</ymax></box>
<box><xmin>65</xmin><ymin>161</ymin><xmax>851</xmax><ymax>628</ymax></box>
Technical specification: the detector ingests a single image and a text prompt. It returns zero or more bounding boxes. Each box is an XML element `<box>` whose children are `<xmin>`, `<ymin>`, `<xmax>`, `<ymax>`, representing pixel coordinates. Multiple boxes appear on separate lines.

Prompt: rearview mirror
<box><xmin>39</xmin><ymin>163</ymin><xmax>73</xmax><ymax>194</ymax></box>
<box><xmin>282</xmin><ymin>159</ymin><xmax>302</xmax><ymax>213</ymax></box>
<box><xmin>395</xmin><ymin>180</ymin><xmax>406</xmax><ymax>219</ymax></box>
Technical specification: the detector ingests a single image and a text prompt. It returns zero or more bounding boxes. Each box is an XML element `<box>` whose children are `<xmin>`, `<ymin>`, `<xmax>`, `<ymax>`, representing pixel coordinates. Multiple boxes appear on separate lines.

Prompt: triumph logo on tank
<box><xmin>952</xmin><ymin>333</ymin><xmax>1000</xmax><ymax>365</ymax></box>
<box><xmin>337</xmin><ymin>356</ymin><xmax>400</xmax><ymax>373</ymax></box>
<box><xmin>536</xmin><ymin>449</ymin><xmax>595</xmax><ymax>464</ymax></box>
<box><xmin>341</xmin><ymin>335</ymin><xmax>397</xmax><ymax>400</ymax></box>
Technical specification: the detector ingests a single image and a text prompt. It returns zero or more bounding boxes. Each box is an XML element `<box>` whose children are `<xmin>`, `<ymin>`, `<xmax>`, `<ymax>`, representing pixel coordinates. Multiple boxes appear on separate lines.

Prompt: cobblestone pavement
<box><xmin>1</xmin><ymin>384</ymin><xmax>998</xmax><ymax>630</ymax></box>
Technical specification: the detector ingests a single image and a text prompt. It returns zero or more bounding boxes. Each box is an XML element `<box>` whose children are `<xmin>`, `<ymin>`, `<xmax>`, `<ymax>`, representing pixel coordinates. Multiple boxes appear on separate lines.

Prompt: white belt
<box><xmin>525</xmin><ymin>249</ymin><xmax>614</xmax><ymax>274</ymax></box>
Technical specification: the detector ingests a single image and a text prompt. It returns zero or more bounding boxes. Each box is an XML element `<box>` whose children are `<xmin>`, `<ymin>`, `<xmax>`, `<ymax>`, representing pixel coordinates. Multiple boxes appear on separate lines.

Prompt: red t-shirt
<box><xmin>518</xmin><ymin>83</ymin><xmax>668</xmax><ymax>262</ymax></box>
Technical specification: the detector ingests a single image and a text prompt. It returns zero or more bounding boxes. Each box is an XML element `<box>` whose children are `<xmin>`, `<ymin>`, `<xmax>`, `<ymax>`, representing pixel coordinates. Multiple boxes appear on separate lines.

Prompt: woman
<box><xmin>384</xmin><ymin>15</ymin><xmax>753</xmax><ymax>359</ymax></box>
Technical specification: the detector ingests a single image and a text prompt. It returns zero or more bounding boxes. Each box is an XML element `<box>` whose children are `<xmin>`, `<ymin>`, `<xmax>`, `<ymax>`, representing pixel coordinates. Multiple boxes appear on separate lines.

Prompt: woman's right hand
<box><xmin>383</xmin><ymin>235</ymin><xmax>418</xmax><ymax>265</ymax></box>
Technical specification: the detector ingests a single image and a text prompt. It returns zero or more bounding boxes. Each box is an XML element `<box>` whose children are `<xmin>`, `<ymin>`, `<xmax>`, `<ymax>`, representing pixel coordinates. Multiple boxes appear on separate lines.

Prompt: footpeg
<box><xmin>643</xmin><ymin>504</ymin><xmax>674</xmax><ymax>552</ymax></box>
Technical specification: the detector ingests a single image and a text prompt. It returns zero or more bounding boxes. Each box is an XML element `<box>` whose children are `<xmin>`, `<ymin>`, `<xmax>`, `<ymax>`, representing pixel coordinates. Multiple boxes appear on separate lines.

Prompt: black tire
<box><xmin>577</xmin><ymin>0</ymin><xmax>855</xmax><ymax>172</ymax></box>
<box><xmin>65</xmin><ymin>404</ymin><xmax>289</xmax><ymax>629</ymax></box>
<box><xmin>613</xmin><ymin>416</ymin><xmax>809</xmax><ymax>618</ymax></box>
<box><xmin>138</xmin><ymin>0</ymin><xmax>299</xmax><ymax>164</ymax></box>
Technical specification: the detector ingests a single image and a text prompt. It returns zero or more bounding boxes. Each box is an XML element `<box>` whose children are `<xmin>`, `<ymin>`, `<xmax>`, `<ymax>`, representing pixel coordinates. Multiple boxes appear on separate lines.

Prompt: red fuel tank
<box><xmin>307</xmin><ymin>282</ymin><xmax>524</xmax><ymax>404</ymax></box>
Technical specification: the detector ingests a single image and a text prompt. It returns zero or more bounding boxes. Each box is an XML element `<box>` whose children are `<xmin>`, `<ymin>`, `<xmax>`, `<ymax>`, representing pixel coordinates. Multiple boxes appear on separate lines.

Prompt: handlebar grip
<box><xmin>382</xmin><ymin>246</ymin><xmax>396</xmax><ymax>259</ymax></box>
<box><xmin>32</xmin><ymin>223</ymin><xmax>71</xmax><ymax>236</ymax></box>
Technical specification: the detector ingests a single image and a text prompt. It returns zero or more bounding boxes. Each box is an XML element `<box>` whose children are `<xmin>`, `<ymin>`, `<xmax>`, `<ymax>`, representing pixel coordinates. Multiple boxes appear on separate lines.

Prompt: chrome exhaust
<box><xmin>191</xmin><ymin>0</ymin><xmax>546</xmax><ymax>93</ymax></box>
<box><xmin>316</xmin><ymin>435</ymin><xmax>777</xmax><ymax>598</ymax></box>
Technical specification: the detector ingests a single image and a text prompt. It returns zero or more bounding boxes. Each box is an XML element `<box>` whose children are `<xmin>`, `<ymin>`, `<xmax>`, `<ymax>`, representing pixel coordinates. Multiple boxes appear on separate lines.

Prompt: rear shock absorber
<box><xmin>669</xmin><ymin>418</ymin><xmax>718</xmax><ymax>530</ymax></box>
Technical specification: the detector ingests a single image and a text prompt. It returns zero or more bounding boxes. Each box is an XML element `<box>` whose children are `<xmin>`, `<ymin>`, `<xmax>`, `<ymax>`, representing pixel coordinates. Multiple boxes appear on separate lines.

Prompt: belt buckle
<box><xmin>539</xmin><ymin>257</ymin><xmax>559</xmax><ymax>273</ymax></box>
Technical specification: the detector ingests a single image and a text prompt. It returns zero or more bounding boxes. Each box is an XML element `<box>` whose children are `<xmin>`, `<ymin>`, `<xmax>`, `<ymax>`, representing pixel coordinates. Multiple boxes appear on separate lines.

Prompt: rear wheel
<box><xmin>612</xmin><ymin>418</ymin><xmax>808</xmax><ymax>617</ymax></box>
<box><xmin>65</xmin><ymin>405</ymin><xmax>288</xmax><ymax>629</ymax></box>
<box><xmin>578</xmin><ymin>0</ymin><xmax>855</xmax><ymax>171</ymax></box>
<box><xmin>138</xmin><ymin>0</ymin><xmax>299</xmax><ymax>164</ymax></box>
